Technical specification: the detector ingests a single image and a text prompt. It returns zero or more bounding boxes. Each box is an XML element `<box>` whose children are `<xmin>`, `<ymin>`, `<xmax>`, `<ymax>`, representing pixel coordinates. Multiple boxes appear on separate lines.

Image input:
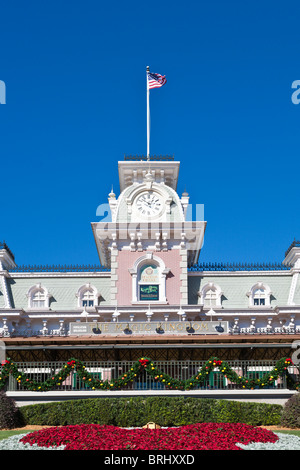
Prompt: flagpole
<box><xmin>146</xmin><ymin>65</ymin><xmax>150</xmax><ymax>161</ymax></box>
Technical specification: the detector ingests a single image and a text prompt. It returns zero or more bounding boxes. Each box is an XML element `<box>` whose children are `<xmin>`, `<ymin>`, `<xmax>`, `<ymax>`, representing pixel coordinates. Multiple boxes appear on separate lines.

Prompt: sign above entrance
<box><xmin>69</xmin><ymin>321</ymin><xmax>229</xmax><ymax>336</ymax></box>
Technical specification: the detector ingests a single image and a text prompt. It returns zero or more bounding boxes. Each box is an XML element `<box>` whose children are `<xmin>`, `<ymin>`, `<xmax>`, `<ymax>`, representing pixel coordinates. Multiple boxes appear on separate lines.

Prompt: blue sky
<box><xmin>1</xmin><ymin>1</ymin><xmax>300</xmax><ymax>266</ymax></box>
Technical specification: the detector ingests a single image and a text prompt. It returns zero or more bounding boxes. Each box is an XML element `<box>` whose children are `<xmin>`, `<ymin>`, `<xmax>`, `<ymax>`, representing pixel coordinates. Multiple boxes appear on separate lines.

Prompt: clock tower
<box><xmin>91</xmin><ymin>156</ymin><xmax>206</xmax><ymax>319</ymax></box>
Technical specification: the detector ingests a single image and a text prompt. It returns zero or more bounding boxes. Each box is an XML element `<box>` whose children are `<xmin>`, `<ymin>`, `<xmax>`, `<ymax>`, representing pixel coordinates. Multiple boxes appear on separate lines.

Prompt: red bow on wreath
<box><xmin>213</xmin><ymin>360</ymin><xmax>223</xmax><ymax>366</ymax></box>
<box><xmin>139</xmin><ymin>358</ymin><xmax>149</xmax><ymax>367</ymax></box>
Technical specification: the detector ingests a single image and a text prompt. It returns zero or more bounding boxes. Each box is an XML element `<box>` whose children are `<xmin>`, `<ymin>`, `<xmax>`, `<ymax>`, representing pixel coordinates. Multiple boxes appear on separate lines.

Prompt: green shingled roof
<box><xmin>7</xmin><ymin>276</ymin><xmax>111</xmax><ymax>310</ymax></box>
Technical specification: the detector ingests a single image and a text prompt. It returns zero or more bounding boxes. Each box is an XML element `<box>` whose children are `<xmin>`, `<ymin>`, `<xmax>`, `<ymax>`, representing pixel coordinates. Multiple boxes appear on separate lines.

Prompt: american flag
<box><xmin>147</xmin><ymin>72</ymin><xmax>167</xmax><ymax>89</ymax></box>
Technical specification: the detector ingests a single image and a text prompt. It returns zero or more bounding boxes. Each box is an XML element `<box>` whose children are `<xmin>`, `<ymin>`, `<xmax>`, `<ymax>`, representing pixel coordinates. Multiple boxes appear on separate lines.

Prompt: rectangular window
<box><xmin>139</xmin><ymin>284</ymin><xmax>159</xmax><ymax>301</ymax></box>
<box><xmin>32</xmin><ymin>300</ymin><xmax>45</xmax><ymax>308</ymax></box>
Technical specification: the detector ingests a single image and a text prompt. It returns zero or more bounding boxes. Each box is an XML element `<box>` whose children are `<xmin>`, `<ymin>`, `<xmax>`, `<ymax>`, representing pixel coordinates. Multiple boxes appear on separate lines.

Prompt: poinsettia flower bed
<box><xmin>20</xmin><ymin>422</ymin><xmax>278</xmax><ymax>450</ymax></box>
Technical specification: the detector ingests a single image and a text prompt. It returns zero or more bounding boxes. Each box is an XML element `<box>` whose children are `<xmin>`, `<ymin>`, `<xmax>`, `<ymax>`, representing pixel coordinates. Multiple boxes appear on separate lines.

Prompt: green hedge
<box><xmin>280</xmin><ymin>393</ymin><xmax>300</xmax><ymax>429</ymax></box>
<box><xmin>19</xmin><ymin>396</ymin><xmax>283</xmax><ymax>427</ymax></box>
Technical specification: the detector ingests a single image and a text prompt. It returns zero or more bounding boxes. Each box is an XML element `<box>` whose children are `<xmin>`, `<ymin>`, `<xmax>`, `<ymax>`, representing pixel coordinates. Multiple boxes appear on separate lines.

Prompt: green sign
<box><xmin>140</xmin><ymin>284</ymin><xmax>159</xmax><ymax>301</ymax></box>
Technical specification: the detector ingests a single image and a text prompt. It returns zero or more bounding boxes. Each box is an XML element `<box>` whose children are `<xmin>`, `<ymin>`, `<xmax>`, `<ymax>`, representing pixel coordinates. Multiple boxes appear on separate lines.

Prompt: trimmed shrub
<box><xmin>0</xmin><ymin>391</ymin><xmax>24</xmax><ymax>429</ymax></box>
<box><xmin>19</xmin><ymin>396</ymin><xmax>283</xmax><ymax>427</ymax></box>
<box><xmin>280</xmin><ymin>393</ymin><xmax>300</xmax><ymax>429</ymax></box>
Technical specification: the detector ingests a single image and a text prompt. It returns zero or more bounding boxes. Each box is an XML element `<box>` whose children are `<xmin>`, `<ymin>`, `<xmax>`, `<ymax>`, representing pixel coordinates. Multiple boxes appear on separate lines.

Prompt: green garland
<box><xmin>0</xmin><ymin>356</ymin><xmax>295</xmax><ymax>392</ymax></box>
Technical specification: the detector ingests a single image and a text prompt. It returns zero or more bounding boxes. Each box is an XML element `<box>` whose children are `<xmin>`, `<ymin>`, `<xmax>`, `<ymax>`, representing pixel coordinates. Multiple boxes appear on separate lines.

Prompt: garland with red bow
<box><xmin>0</xmin><ymin>356</ymin><xmax>295</xmax><ymax>392</ymax></box>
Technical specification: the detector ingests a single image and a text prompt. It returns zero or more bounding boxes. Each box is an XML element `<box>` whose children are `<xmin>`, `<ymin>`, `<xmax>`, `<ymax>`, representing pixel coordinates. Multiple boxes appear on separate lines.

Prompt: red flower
<box><xmin>20</xmin><ymin>422</ymin><xmax>278</xmax><ymax>451</ymax></box>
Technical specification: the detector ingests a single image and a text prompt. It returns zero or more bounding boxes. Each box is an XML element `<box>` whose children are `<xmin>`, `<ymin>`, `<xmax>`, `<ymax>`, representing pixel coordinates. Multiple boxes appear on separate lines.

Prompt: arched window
<box><xmin>253</xmin><ymin>288</ymin><xmax>266</xmax><ymax>306</ymax></box>
<box><xmin>198</xmin><ymin>283</ymin><xmax>223</xmax><ymax>308</ymax></box>
<box><xmin>247</xmin><ymin>283</ymin><xmax>272</xmax><ymax>307</ymax></box>
<box><xmin>203</xmin><ymin>286</ymin><xmax>218</xmax><ymax>307</ymax></box>
<box><xmin>129</xmin><ymin>254</ymin><xmax>170</xmax><ymax>303</ymax></box>
<box><xmin>27</xmin><ymin>284</ymin><xmax>51</xmax><ymax>309</ymax></box>
<box><xmin>138</xmin><ymin>264</ymin><xmax>160</xmax><ymax>301</ymax></box>
<box><xmin>76</xmin><ymin>284</ymin><xmax>99</xmax><ymax>308</ymax></box>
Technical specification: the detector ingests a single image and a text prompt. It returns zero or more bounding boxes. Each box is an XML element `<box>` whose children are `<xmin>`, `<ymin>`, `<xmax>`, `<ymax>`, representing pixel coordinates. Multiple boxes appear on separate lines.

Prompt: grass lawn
<box><xmin>0</xmin><ymin>430</ymin><xmax>37</xmax><ymax>440</ymax></box>
<box><xmin>272</xmin><ymin>429</ymin><xmax>300</xmax><ymax>437</ymax></box>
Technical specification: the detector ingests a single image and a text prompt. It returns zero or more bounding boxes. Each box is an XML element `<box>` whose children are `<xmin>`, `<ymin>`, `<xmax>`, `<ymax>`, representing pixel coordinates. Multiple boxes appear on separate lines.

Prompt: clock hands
<box><xmin>136</xmin><ymin>192</ymin><xmax>162</xmax><ymax>217</ymax></box>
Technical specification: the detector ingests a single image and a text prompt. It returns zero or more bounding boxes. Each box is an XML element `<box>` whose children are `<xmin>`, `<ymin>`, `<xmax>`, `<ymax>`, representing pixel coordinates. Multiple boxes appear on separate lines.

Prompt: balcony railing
<box><xmin>2</xmin><ymin>360</ymin><xmax>298</xmax><ymax>392</ymax></box>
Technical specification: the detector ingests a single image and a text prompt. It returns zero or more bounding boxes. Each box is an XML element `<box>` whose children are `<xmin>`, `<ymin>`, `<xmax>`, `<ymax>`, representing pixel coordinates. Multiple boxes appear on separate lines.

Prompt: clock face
<box><xmin>136</xmin><ymin>191</ymin><xmax>163</xmax><ymax>218</ymax></box>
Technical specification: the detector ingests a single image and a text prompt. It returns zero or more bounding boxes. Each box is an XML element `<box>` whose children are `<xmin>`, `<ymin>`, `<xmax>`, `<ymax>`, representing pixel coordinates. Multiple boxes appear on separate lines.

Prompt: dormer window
<box><xmin>203</xmin><ymin>286</ymin><xmax>218</xmax><ymax>307</ymax></box>
<box><xmin>32</xmin><ymin>290</ymin><xmax>46</xmax><ymax>308</ymax></box>
<box><xmin>76</xmin><ymin>284</ymin><xmax>99</xmax><ymax>308</ymax></box>
<box><xmin>247</xmin><ymin>283</ymin><xmax>271</xmax><ymax>307</ymax></box>
<box><xmin>253</xmin><ymin>288</ymin><xmax>266</xmax><ymax>306</ymax></box>
<box><xmin>27</xmin><ymin>284</ymin><xmax>51</xmax><ymax>310</ymax></box>
<box><xmin>198</xmin><ymin>283</ymin><xmax>223</xmax><ymax>308</ymax></box>
<box><xmin>81</xmin><ymin>290</ymin><xmax>95</xmax><ymax>307</ymax></box>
